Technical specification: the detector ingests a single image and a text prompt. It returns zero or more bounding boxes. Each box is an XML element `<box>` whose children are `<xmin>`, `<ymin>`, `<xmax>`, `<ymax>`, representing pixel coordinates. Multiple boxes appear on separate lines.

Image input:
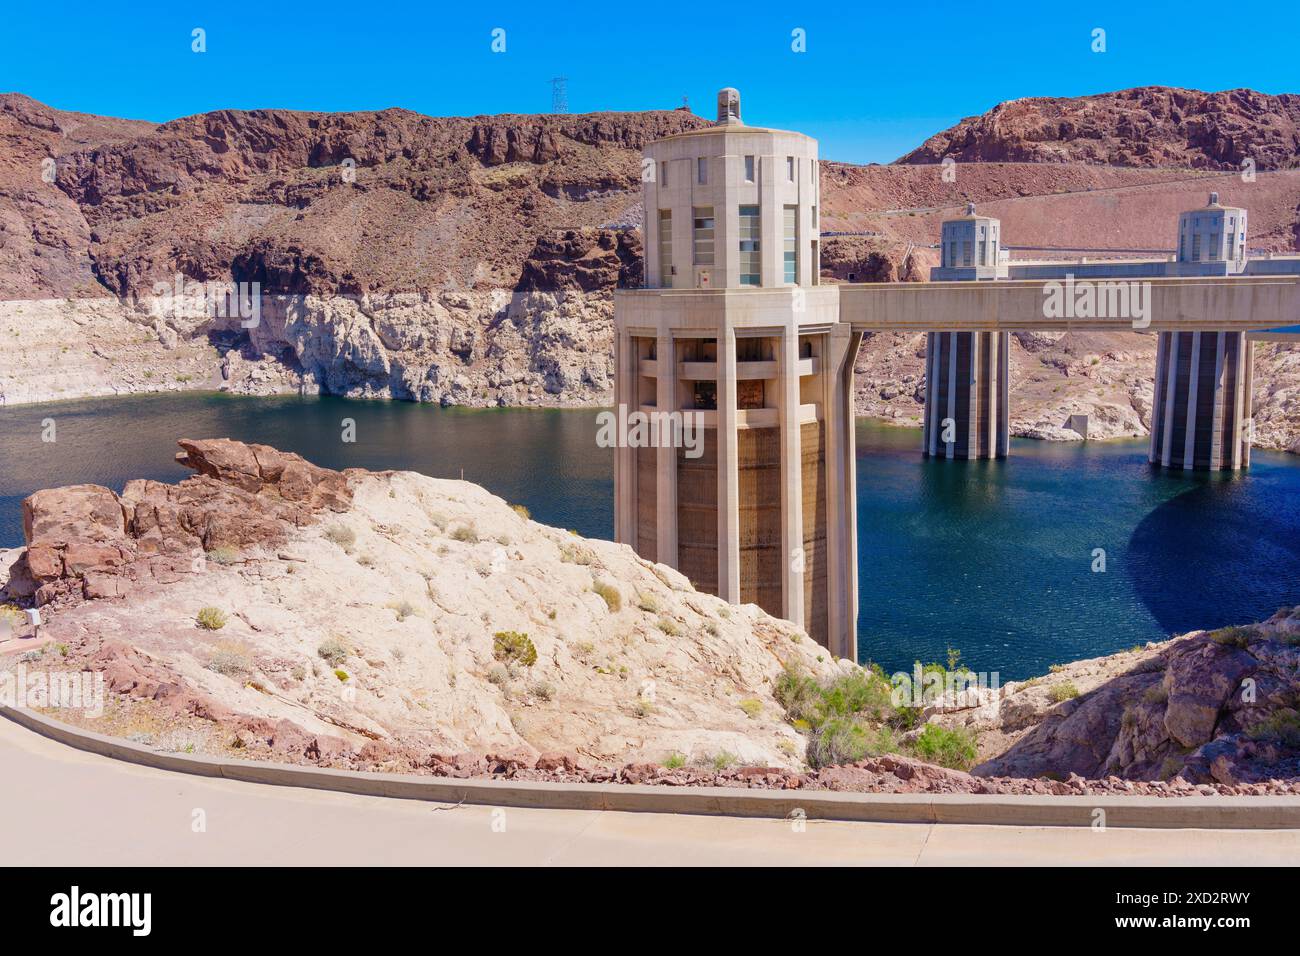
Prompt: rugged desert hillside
<box><xmin>0</xmin><ymin>88</ymin><xmax>1298</xmax><ymax>449</ymax></box>
<box><xmin>2</xmin><ymin>439</ymin><xmax>1296</xmax><ymax>793</ymax></box>
<box><xmin>0</xmin><ymin>438</ymin><xmax>839</xmax><ymax>771</ymax></box>
<box><xmin>897</xmin><ymin>86</ymin><xmax>1300</xmax><ymax>170</ymax></box>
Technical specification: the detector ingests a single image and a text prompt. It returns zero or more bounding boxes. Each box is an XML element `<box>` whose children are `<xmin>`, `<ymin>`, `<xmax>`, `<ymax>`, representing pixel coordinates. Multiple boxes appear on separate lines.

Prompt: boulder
<box><xmin>1163</xmin><ymin>642</ymin><xmax>1256</xmax><ymax>748</ymax></box>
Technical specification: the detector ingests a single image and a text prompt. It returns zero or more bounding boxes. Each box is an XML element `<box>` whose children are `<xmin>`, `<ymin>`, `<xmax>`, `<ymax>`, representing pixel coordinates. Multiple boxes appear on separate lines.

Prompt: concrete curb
<box><xmin>6</xmin><ymin>706</ymin><xmax>1300</xmax><ymax>829</ymax></box>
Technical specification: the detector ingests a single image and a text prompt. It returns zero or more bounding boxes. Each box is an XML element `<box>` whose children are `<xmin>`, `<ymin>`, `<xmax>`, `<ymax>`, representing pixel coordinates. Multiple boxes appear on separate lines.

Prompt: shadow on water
<box><xmin>1127</xmin><ymin>467</ymin><xmax>1300</xmax><ymax>635</ymax></box>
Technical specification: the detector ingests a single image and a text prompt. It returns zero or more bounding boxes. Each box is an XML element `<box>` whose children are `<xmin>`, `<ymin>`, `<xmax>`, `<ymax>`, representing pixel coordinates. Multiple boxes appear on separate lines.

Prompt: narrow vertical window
<box><xmin>697</xmin><ymin>157</ymin><xmax>707</xmax><ymax>184</ymax></box>
<box><xmin>692</xmin><ymin>206</ymin><xmax>715</xmax><ymax>265</ymax></box>
<box><xmin>660</xmin><ymin>161</ymin><xmax>668</xmax><ymax>187</ymax></box>
<box><xmin>1209</xmin><ymin>232</ymin><xmax>1220</xmax><ymax>260</ymax></box>
<box><xmin>783</xmin><ymin>205</ymin><xmax>798</xmax><ymax>284</ymax></box>
<box><xmin>744</xmin><ymin>155</ymin><xmax>755</xmax><ymax>182</ymax></box>
<box><xmin>962</xmin><ymin>240</ymin><xmax>973</xmax><ymax>267</ymax></box>
<box><xmin>739</xmin><ymin>204</ymin><xmax>761</xmax><ymax>286</ymax></box>
<box><xmin>786</xmin><ymin>156</ymin><xmax>795</xmax><ymax>181</ymax></box>
<box><xmin>1192</xmin><ymin>234</ymin><xmax>1202</xmax><ymax>261</ymax></box>
<box><xmin>658</xmin><ymin>209</ymin><xmax>673</xmax><ymax>289</ymax></box>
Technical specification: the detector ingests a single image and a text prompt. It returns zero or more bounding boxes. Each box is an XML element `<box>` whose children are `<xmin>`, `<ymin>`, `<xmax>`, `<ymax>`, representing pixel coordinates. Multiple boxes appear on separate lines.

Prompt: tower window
<box><xmin>658</xmin><ymin>210</ymin><xmax>672</xmax><ymax>289</ymax></box>
<box><xmin>660</xmin><ymin>161</ymin><xmax>668</xmax><ymax>187</ymax></box>
<box><xmin>739</xmin><ymin>204</ymin><xmax>761</xmax><ymax>286</ymax></box>
<box><xmin>786</xmin><ymin>156</ymin><xmax>795</xmax><ymax>181</ymax></box>
<box><xmin>783</xmin><ymin>205</ymin><xmax>798</xmax><ymax>284</ymax></box>
<box><xmin>744</xmin><ymin>155</ymin><xmax>755</xmax><ymax>182</ymax></box>
<box><xmin>697</xmin><ymin>157</ymin><xmax>707</xmax><ymax>184</ymax></box>
<box><xmin>692</xmin><ymin>206</ymin><xmax>715</xmax><ymax>265</ymax></box>
<box><xmin>962</xmin><ymin>240</ymin><xmax>973</xmax><ymax>267</ymax></box>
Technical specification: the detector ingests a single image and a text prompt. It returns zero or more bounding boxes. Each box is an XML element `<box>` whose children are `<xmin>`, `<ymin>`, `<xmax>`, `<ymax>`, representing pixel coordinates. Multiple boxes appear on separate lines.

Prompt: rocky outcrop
<box><xmin>6</xmin><ymin>439</ymin><xmax>351</xmax><ymax>605</ymax></box>
<box><xmin>897</xmin><ymin>87</ymin><xmax>1300</xmax><ymax>170</ymax></box>
<box><xmin>0</xmin><ymin>438</ymin><xmax>840</xmax><ymax>769</ymax></box>
<box><xmin>928</xmin><ymin>612</ymin><xmax>1300</xmax><ymax>786</ymax></box>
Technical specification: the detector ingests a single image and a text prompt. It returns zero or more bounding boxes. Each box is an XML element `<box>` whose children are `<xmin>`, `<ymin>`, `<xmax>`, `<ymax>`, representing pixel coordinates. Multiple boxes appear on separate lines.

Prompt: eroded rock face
<box><xmin>959</xmin><ymin>612</ymin><xmax>1300</xmax><ymax>784</ymax></box>
<box><xmin>7</xmin><ymin>439</ymin><xmax>351</xmax><ymax>606</ymax></box>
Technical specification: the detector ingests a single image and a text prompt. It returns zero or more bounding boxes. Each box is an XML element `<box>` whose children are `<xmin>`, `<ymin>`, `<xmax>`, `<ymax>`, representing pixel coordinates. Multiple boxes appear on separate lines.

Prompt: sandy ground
<box><xmin>2</xmin><ymin>716</ymin><xmax>1297</xmax><ymax>866</ymax></box>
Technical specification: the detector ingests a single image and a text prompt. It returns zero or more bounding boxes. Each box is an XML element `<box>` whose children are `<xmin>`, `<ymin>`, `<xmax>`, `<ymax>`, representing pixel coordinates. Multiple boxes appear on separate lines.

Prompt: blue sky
<box><xmin>3</xmin><ymin>1</ymin><xmax>1297</xmax><ymax>163</ymax></box>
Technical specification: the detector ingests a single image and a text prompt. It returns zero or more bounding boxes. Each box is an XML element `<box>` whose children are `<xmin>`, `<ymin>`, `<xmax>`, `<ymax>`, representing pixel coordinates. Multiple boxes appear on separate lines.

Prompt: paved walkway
<box><xmin>2</xmin><ymin>718</ymin><xmax>1297</xmax><ymax>866</ymax></box>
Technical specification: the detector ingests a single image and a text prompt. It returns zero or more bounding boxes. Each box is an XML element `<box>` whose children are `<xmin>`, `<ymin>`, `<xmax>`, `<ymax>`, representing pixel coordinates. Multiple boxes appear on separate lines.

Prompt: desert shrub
<box><xmin>196</xmin><ymin>607</ymin><xmax>228</xmax><ymax>630</ymax></box>
<box><xmin>592</xmin><ymin>580</ymin><xmax>622</xmax><ymax>612</ymax></box>
<box><xmin>1050</xmin><ymin>682</ymin><xmax>1081</xmax><ymax>703</ymax></box>
<box><xmin>451</xmin><ymin>524</ymin><xmax>479</xmax><ymax>544</ymax></box>
<box><xmin>1143</xmin><ymin>683</ymin><xmax>1169</xmax><ymax>705</ymax></box>
<box><xmin>528</xmin><ymin>679</ymin><xmax>556</xmax><ymax>701</ymax></box>
<box><xmin>559</xmin><ymin>543</ymin><xmax>593</xmax><ymax>565</ymax></box>
<box><xmin>739</xmin><ymin>698</ymin><xmax>763</xmax><ymax>719</ymax></box>
<box><xmin>708</xmin><ymin>751</ymin><xmax>737</xmax><ymax>771</ymax></box>
<box><xmin>908</xmin><ymin>724</ymin><xmax>978</xmax><ymax>770</ymax></box>
<box><xmin>510</xmin><ymin>503</ymin><xmax>531</xmax><ymax>520</ymax></box>
<box><xmin>387</xmin><ymin>599</ymin><xmax>418</xmax><ymax>621</ymax></box>
<box><xmin>806</xmin><ymin>719</ymin><xmax>899</xmax><ymax>769</ymax></box>
<box><xmin>656</xmin><ymin>618</ymin><xmax>679</xmax><ymax>636</ymax></box>
<box><xmin>705</xmin><ymin>622</ymin><xmax>719</xmax><ymax>636</ymax></box>
<box><xmin>662</xmin><ymin>751</ymin><xmax>687</xmax><ymax>769</ymax></box>
<box><xmin>773</xmin><ymin>662</ymin><xmax>827</xmax><ymax>726</ymax></box>
<box><xmin>205</xmin><ymin>546</ymin><xmax>240</xmax><ymax>566</ymax></box>
<box><xmin>1248</xmin><ymin>710</ymin><xmax>1300</xmax><ymax>748</ymax></box>
<box><xmin>0</xmin><ymin>603</ymin><xmax>25</xmax><ymax>629</ymax></box>
<box><xmin>633</xmin><ymin>698</ymin><xmax>655</xmax><ymax>718</ymax></box>
<box><xmin>1209</xmin><ymin>625</ymin><xmax>1256</xmax><ymax>648</ymax></box>
<box><xmin>317</xmin><ymin>636</ymin><xmax>350</xmax><ymax>666</ymax></box>
<box><xmin>636</xmin><ymin>593</ymin><xmax>660</xmax><ymax>613</ymax></box>
<box><xmin>818</xmin><ymin>668</ymin><xmax>894</xmax><ymax>724</ymax></box>
<box><xmin>334</xmin><ymin>669</ymin><xmax>350</xmax><ymax>682</ymax></box>
<box><xmin>207</xmin><ymin>642</ymin><xmax>252</xmax><ymax>679</ymax></box>
<box><xmin>486</xmin><ymin>663</ymin><xmax>510</xmax><ymax>685</ymax></box>
<box><xmin>324</xmin><ymin>525</ymin><xmax>356</xmax><ymax>548</ymax></box>
<box><xmin>493</xmin><ymin>630</ymin><xmax>537</xmax><ymax>667</ymax></box>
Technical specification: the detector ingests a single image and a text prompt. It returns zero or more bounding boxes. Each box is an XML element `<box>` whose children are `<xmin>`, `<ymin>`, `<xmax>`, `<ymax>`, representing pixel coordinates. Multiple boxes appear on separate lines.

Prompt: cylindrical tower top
<box><xmin>716</xmin><ymin>88</ymin><xmax>741</xmax><ymax>125</ymax></box>
<box><xmin>641</xmin><ymin>89</ymin><xmax>820</xmax><ymax>290</ymax></box>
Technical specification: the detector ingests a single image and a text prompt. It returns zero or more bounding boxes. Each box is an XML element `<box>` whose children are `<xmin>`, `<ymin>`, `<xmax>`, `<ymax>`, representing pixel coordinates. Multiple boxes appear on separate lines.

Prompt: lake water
<box><xmin>2</xmin><ymin>392</ymin><xmax>1298</xmax><ymax>680</ymax></box>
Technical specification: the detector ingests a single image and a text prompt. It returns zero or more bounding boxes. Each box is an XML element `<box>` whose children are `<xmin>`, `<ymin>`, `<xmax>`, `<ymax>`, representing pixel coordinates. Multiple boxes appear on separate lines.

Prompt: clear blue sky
<box><xmin>3</xmin><ymin>1</ymin><xmax>1297</xmax><ymax>164</ymax></box>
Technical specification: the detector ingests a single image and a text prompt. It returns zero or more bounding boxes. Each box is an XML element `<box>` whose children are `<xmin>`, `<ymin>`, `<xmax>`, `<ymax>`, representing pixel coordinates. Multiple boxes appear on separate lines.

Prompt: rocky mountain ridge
<box><xmin>1</xmin><ymin>89</ymin><xmax>1298</xmax><ymax>448</ymax></box>
<box><xmin>897</xmin><ymin>86</ymin><xmax>1300</xmax><ymax>170</ymax></box>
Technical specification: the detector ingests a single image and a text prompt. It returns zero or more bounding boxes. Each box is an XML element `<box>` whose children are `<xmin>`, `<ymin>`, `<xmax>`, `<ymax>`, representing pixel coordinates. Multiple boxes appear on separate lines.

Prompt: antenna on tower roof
<box><xmin>551</xmin><ymin>77</ymin><xmax>568</xmax><ymax>114</ymax></box>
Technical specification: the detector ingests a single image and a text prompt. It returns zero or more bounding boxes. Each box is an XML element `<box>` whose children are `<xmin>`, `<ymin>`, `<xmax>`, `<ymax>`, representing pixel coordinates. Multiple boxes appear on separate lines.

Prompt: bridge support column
<box><xmin>922</xmin><ymin>331</ymin><xmax>1009</xmax><ymax>459</ymax></box>
<box><xmin>1149</xmin><ymin>331</ymin><xmax>1254</xmax><ymax>471</ymax></box>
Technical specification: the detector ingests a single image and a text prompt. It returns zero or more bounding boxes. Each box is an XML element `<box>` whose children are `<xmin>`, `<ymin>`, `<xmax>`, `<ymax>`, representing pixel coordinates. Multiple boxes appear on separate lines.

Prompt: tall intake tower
<box><xmin>612</xmin><ymin>89</ymin><xmax>860</xmax><ymax>659</ymax></box>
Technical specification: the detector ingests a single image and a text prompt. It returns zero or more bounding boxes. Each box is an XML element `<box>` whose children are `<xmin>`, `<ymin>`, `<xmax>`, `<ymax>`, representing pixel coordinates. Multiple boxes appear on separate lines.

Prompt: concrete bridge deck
<box><xmin>838</xmin><ymin>275</ymin><xmax>1300</xmax><ymax>333</ymax></box>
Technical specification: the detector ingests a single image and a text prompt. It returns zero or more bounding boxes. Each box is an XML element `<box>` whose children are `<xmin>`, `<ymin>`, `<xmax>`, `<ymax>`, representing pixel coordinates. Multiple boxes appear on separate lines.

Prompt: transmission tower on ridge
<box><xmin>551</xmin><ymin>77</ymin><xmax>568</xmax><ymax>114</ymax></box>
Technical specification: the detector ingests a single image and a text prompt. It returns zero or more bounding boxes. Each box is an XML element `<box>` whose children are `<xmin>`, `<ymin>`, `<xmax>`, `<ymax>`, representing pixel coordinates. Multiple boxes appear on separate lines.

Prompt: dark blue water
<box><xmin>2</xmin><ymin>393</ymin><xmax>1297</xmax><ymax>680</ymax></box>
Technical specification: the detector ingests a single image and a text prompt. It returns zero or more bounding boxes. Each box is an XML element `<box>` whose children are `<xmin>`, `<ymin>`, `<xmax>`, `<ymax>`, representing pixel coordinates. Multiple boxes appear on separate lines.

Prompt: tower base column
<box><xmin>1149</xmin><ymin>330</ymin><xmax>1253</xmax><ymax>471</ymax></box>
<box><xmin>922</xmin><ymin>331</ymin><xmax>1009</xmax><ymax>459</ymax></box>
